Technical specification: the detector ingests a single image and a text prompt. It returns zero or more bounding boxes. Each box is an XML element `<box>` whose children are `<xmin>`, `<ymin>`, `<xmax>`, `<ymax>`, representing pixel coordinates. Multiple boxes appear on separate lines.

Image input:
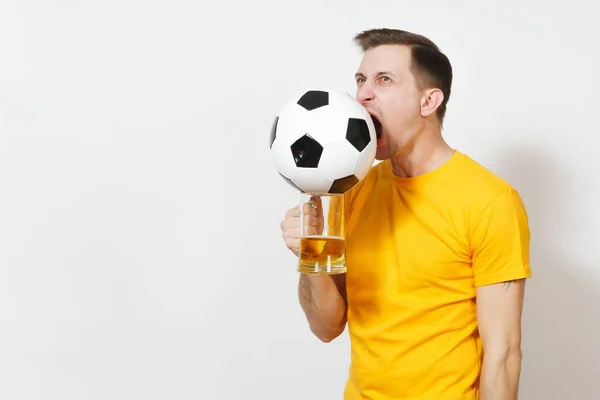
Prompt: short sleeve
<box><xmin>470</xmin><ymin>188</ymin><xmax>532</xmax><ymax>287</ymax></box>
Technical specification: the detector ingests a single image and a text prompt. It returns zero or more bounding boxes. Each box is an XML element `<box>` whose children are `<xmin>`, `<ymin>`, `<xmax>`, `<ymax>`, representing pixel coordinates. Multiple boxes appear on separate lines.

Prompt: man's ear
<box><xmin>420</xmin><ymin>88</ymin><xmax>444</xmax><ymax>118</ymax></box>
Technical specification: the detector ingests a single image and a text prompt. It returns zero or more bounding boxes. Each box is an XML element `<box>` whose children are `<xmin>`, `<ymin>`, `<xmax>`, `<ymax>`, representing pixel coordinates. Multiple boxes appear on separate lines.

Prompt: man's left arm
<box><xmin>477</xmin><ymin>279</ymin><xmax>526</xmax><ymax>400</ymax></box>
<box><xmin>470</xmin><ymin>188</ymin><xmax>532</xmax><ymax>400</ymax></box>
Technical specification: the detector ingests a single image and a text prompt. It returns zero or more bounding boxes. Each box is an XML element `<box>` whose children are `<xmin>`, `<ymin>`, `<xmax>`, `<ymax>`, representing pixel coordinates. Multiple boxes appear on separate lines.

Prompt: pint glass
<box><xmin>298</xmin><ymin>193</ymin><xmax>346</xmax><ymax>274</ymax></box>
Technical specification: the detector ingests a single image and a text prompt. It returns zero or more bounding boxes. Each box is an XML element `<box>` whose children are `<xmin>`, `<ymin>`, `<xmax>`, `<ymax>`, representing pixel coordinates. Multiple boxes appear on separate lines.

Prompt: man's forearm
<box><xmin>479</xmin><ymin>349</ymin><xmax>522</xmax><ymax>400</ymax></box>
<box><xmin>298</xmin><ymin>274</ymin><xmax>347</xmax><ymax>342</ymax></box>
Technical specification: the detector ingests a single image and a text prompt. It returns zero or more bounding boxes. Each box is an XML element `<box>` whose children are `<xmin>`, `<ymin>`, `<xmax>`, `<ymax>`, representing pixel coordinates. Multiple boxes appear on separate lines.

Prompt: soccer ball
<box><xmin>269</xmin><ymin>89</ymin><xmax>377</xmax><ymax>194</ymax></box>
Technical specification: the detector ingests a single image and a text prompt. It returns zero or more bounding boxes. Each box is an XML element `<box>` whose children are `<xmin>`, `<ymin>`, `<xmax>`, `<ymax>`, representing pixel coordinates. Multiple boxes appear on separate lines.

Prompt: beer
<box><xmin>298</xmin><ymin>235</ymin><xmax>346</xmax><ymax>274</ymax></box>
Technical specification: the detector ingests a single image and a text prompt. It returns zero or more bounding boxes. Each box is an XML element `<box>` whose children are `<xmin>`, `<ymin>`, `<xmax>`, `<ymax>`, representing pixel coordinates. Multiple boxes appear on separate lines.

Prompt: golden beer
<box><xmin>298</xmin><ymin>235</ymin><xmax>346</xmax><ymax>274</ymax></box>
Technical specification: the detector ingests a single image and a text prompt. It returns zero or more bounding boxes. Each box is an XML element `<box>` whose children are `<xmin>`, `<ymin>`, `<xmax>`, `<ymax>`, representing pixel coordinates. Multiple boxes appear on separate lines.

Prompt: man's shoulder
<box><xmin>453</xmin><ymin>151</ymin><xmax>518</xmax><ymax>199</ymax></box>
<box><xmin>450</xmin><ymin>152</ymin><xmax>528</xmax><ymax>229</ymax></box>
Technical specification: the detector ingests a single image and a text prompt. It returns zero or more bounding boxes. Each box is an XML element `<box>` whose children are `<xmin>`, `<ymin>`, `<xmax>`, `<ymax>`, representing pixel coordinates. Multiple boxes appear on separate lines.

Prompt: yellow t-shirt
<box><xmin>340</xmin><ymin>150</ymin><xmax>531</xmax><ymax>400</ymax></box>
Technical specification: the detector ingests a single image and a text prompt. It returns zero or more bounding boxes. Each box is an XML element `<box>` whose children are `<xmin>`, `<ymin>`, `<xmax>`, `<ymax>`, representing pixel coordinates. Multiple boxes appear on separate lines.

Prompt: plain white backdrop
<box><xmin>0</xmin><ymin>1</ymin><xmax>598</xmax><ymax>399</ymax></box>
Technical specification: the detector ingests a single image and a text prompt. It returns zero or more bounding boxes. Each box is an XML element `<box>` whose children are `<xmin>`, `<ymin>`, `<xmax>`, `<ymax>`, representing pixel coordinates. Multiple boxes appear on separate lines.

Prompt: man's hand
<box><xmin>476</xmin><ymin>278</ymin><xmax>526</xmax><ymax>400</ymax></box>
<box><xmin>280</xmin><ymin>196</ymin><xmax>324</xmax><ymax>256</ymax></box>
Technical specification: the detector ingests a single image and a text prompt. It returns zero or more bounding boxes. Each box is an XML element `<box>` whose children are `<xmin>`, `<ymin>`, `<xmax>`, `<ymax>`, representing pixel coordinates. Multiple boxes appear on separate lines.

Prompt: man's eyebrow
<box><xmin>354</xmin><ymin>71</ymin><xmax>396</xmax><ymax>79</ymax></box>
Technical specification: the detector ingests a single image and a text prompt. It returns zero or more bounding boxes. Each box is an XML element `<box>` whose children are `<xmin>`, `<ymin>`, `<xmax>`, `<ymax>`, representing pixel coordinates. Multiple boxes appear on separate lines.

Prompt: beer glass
<box><xmin>298</xmin><ymin>192</ymin><xmax>346</xmax><ymax>274</ymax></box>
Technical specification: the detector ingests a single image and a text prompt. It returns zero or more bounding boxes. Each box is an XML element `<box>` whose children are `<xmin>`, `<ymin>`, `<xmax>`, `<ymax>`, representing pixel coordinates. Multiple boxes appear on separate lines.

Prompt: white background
<box><xmin>0</xmin><ymin>1</ymin><xmax>598</xmax><ymax>399</ymax></box>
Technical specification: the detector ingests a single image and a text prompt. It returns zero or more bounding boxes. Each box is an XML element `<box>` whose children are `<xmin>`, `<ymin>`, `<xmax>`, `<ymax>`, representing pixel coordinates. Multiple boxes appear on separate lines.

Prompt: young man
<box><xmin>280</xmin><ymin>28</ymin><xmax>531</xmax><ymax>399</ymax></box>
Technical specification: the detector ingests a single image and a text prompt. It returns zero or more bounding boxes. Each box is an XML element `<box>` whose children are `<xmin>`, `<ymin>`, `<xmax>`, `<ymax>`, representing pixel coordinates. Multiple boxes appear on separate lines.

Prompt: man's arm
<box><xmin>469</xmin><ymin>188</ymin><xmax>531</xmax><ymax>399</ymax></box>
<box><xmin>476</xmin><ymin>278</ymin><xmax>526</xmax><ymax>400</ymax></box>
<box><xmin>298</xmin><ymin>273</ymin><xmax>347</xmax><ymax>342</ymax></box>
<box><xmin>296</xmin><ymin>196</ymin><xmax>347</xmax><ymax>343</ymax></box>
<box><xmin>290</xmin><ymin>195</ymin><xmax>348</xmax><ymax>343</ymax></box>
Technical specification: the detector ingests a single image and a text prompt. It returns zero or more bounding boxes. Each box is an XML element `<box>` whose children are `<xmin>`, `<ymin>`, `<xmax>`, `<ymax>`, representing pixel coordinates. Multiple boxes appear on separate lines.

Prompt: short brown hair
<box><xmin>354</xmin><ymin>28</ymin><xmax>453</xmax><ymax>125</ymax></box>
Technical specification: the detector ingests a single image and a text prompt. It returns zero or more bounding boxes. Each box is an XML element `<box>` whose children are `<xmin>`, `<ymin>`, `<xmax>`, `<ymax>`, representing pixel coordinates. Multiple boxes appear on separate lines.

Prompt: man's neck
<box><xmin>389</xmin><ymin>127</ymin><xmax>454</xmax><ymax>178</ymax></box>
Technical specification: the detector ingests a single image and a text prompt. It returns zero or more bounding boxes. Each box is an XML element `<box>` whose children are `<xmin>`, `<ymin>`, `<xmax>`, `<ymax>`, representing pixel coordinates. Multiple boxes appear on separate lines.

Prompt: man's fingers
<box><xmin>303</xmin><ymin>214</ymin><xmax>322</xmax><ymax>228</ymax></box>
<box><xmin>283</xmin><ymin>206</ymin><xmax>322</xmax><ymax>225</ymax></box>
<box><xmin>301</xmin><ymin>202</ymin><xmax>317</xmax><ymax>216</ymax></box>
<box><xmin>302</xmin><ymin>225</ymin><xmax>320</xmax><ymax>236</ymax></box>
<box><xmin>280</xmin><ymin>217</ymin><xmax>299</xmax><ymax>231</ymax></box>
<box><xmin>309</xmin><ymin>195</ymin><xmax>323</xmax><ymax>210</ymax></box>
<box><xmin>282</xmin><ymin>227</ymin><xmax>300</xmax><ymax>239</ymax></box>
<box><xmin>281</xmin><ymin>202</ymin><xmax>323</xmax><ymax>242</ymax></box>
<box><xmin>302</xmin><ymin>202</ymin><xmax>325</xmax><ymax>220</ymax></box>
<box><xmin>285</xmin><ymin>206</ymin><xmax>300</xmax><ymax>218</ymax></box>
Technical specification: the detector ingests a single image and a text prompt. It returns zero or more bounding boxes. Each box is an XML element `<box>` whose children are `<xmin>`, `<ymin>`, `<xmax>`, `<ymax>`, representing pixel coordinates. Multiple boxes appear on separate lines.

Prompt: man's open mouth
<box><xmin>370</xmin><ymin>115</ymin><xmax>382</xmax><ymax>140</ymax></box>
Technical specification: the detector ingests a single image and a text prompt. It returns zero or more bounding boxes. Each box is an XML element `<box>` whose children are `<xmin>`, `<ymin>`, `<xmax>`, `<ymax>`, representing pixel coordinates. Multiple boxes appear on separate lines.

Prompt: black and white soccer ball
<box><xmin>269</xmin><ymin>89</ymin><xmax>377</xmax><ymax>194</ymax></box>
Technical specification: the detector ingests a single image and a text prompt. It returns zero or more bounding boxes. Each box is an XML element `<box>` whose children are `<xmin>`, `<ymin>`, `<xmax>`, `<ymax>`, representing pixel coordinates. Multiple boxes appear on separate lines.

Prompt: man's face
<box><xmin>355</xmin><ymin>45</ymin><xmax>425</xmax><ymax>160</ymax></box>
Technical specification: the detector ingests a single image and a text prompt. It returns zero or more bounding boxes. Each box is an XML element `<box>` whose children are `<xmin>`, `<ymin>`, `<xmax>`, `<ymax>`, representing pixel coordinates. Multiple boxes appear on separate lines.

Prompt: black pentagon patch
<box><xmin>329</xmin><ymin>175</ymin><xmax>359</xmax><ymax>194</ymax></box>
<box><xmin>346</xmin><ymin>118</ymin><xmax>371</xmax><ymax>152</ymax></box>
<box><xmin>297</xmin><ymin>90</ymin><xmax>329</xmax><ymax>111</ymax></box>
<box><xmin>279</xmin><ymin>173</ymin><xmax>303</xmax><ymax>192</ymax></box>
<box><xmin>290</xmin><ymin>134</ymin><xmax>323</xmax><ymax>168</ymax></box>
<box><xmin>269</xmin><ymin>116</ymin><xmax>278</xmax><ymax>148</ymax></box>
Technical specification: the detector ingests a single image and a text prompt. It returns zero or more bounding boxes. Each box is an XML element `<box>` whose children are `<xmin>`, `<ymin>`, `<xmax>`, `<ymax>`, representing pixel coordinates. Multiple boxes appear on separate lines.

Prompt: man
<box><xmin>280</xmin><ymin>28</ymin><xmax>531</xmax><ymax>399</ymax></box>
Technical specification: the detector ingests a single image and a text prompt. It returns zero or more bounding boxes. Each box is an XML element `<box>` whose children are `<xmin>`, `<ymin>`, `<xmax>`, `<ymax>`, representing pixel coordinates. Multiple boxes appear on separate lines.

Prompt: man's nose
<box><xmin>356</xmin><ymin>84</ymin><xmax>375</xmax><ymax>105</ymax></box>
